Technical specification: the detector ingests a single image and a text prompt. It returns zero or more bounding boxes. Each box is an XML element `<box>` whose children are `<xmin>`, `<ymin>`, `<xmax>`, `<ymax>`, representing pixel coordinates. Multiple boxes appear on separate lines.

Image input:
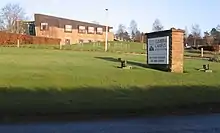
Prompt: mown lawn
<box><xmin>0</xmin><ymin>47</ymin><xmax>220</xmax><ymax>115</ymax></box>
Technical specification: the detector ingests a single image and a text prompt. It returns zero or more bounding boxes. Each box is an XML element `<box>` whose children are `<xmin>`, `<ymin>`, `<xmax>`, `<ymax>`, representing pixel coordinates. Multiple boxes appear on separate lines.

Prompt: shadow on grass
<box><xmin>95</xmin><ymin>56</ymin><xmax>168</xmax><ymax>72</ymax></box>
<box><xmin>0</xmin><ymin>85</ymin><xmax>220</xmax><ymax>123</ymax></box>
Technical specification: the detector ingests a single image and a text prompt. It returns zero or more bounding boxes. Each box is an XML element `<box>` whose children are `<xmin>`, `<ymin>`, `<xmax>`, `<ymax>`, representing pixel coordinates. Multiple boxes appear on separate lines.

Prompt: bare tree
<box><xmin>184</xmin><ymin>26</ymin><xmax>188</xmax><ymax>39</ymax></box>
<box><xmin>0</xmin><ymin>19</ymin><xmax>4</xmax><ymax>31</ymax></box>
<box><xmin>204</xmin><ymin>31</ymin><xmax>209</xmax><ymax>37</ymax></box>
<box><xmin>203</xmin><ymin>31</ymin><xmax>214</xmax><ymax>45</ymax></box>
<box><xmin>134</xmin><ymin>30</ymin><xmax>142</xmax><ymax>42</ymax></box>
<box><xmin>0</xmin><ymin>3</ymin><xmax>28</xmax><ymax>33</ymax></box>
<box><xmin>116</xmin><ymin>24</ymin><xmax>126</xmax><ymax>39</ymax></box>
<box><xmin>152</xmin><ymin>19</ymin><xmax>164</xmax><ymax>31</ymax></box>
<box><xmin>210</xmin><ymin>26</ymin><xmax>220</xmax><ymax>44</ymax></box>
<box><xmin>191</xmin><ymin>24</ymin><xmax>201</xmax><ymax>47</ymax></box>
<box><xmin>191</xmin><ymin>24</ymin><xmax>201</xmax><ymax>38</ymax></box>
<box><xmin>115</xmin><ymin>24</ymin><xmax>130</xmax><ymax>41</ymax></box>
<box><xmin>129</xmin><ymin>19</ymin><xmax>138</xmax><ymax>40</ymax></box>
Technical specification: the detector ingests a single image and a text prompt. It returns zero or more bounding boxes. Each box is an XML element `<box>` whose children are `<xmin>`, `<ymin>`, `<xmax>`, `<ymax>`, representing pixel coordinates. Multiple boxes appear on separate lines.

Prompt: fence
<box><xmin>0</xmin><ymin>33</ymin><xmax>146</xmax><ymax>54</ymax></box>
<box><xmin>15</xmin><ymin>41</ymin><xmax>146</xmax><ymax>53</ymax></box>
<box><xmin>60</xmin><ymin>41</ymin><xmax>147</xmax><ymax>54</ymax></box>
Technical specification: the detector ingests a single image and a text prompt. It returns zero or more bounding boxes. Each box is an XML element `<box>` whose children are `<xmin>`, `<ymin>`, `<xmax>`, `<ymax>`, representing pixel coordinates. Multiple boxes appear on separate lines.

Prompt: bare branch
<box><xmin>191</xmin><ymin>24</ymin><xmax>201</xmax><ymax>38</ymax></box>
<box><xmin>0</xmin><ymin>3</ymin><xmax>27</xmax><ymax>33</ymax></box>
<box><xmin>152</xmin><ymin>19</ymin><xmax>164</xmax><ymax>32</ymax></box>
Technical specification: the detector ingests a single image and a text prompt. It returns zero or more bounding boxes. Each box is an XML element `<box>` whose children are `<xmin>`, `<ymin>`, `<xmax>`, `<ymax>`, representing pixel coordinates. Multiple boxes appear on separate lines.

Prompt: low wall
<box><xmin>0</xmin><ymin>32</ymin><xmax>61</xmax><ymax>45</ymax></box>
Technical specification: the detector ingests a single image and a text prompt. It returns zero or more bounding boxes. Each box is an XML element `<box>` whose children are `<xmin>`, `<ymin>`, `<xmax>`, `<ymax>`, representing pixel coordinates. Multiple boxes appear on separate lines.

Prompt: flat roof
<box><xmin>34</xmin><ymin>13</ymin><xmax>113</xmax><ymax>29</ymax></box>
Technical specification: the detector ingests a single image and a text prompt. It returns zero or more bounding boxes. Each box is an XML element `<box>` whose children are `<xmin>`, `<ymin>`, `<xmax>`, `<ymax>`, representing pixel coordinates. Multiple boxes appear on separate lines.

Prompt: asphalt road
<box><xmin>0</xmin><ymin>114</ymin><xmax>220</xmax><ymax>133</ymax></box>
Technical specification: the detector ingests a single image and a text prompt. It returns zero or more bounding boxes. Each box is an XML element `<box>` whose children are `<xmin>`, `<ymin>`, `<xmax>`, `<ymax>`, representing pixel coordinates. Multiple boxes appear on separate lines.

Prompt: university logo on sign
<box><xmin>149</xmin><ymin>46</ymin><xmax>154</xmax><ymax>51</ymax></box>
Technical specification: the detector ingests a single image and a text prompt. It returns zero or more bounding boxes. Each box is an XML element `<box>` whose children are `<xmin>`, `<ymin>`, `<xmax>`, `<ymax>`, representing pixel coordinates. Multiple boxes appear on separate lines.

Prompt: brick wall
<box><xmin>34</xmin><ymin>14</ymin><xmax>114</xmax><ymax>45</ymax></box>
<box><xmin>0</xmin><ymin>31</ymin><xmax>61</xmax><ymax>45</ymax></box>
<box><xmin>170</xmin><ymin>29</ymin><xmax>184</xmax><ymax>73</ymax></box>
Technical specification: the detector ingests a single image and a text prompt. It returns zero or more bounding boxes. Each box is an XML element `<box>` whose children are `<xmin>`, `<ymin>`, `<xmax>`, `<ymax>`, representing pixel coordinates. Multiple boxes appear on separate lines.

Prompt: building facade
<box><xmin>34</xmin><ymin>14</ymin><xmax>114</xmax><ymax>44</ymax></box>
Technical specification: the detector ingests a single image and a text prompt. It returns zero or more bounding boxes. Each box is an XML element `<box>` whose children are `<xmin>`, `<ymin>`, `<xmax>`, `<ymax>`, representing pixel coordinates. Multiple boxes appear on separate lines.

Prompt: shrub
<box><xmin>198</xmin><ymin>46</ymin><xmax>215</xmax><ymax>51</ymax></box>
<box><xmin>209</xmin><ymin>54</ymin><xmax>220</xmax><ymax>62</ymax></box>
<box><xmin>0</xmin><ymin>31</ymin><xmax>61</xmax><ymax>45</ymax></box>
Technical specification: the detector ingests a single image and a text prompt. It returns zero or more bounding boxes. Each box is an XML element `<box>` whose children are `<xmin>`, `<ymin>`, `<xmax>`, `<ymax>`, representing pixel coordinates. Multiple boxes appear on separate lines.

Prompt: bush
<box><xmin>0</xmin><ymin>31</ymin><xmax>61</xmax><ymax>45</ymax></box>
<box><xmin>198</xmin><ymin>46</ymin><xmax>215</xmax><ymax>51</ymax></box>
<box><xmin>209</xmin><ymin>54</ymin><xmax>220</xmax><ymax>62</ymax></box>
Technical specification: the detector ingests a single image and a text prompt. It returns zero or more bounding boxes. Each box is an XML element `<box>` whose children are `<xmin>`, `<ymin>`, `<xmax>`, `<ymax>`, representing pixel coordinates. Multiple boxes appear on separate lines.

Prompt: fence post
<box><xmin>108</xmin><ymin>42</ymin><xmax>111</xmax><ymax>49</ymax></box>
<box><xmin>201</xmin><ymin>48</ymin><xmax>204</xmax><ymax>57</ymax></box>
<box><xmin>17</xmin><ymin>39</ymin><xmax>20</xmax><ymax>48</ymax></box>
<box><xmin>143</xmin><ymin>43</ymin><xmax>146</xmax><ymax>49</ymax></box>
<box><xmin>59</xmin><ymin>43</ymin><xmax>62</xmax><ymax>50</ymax></box>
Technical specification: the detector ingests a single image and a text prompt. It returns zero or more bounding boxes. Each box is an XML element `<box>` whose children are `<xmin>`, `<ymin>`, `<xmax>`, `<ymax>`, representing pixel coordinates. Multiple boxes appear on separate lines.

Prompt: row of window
<box><xmin>78</xmin><ymin>39</ymin><xmax>103</xmax><ymax>43</ymax></box>
<box><xmin>40</xmin><ymin>23</ymin><xmax>104</xmax><ymax>34</ymax></box>
<box><xmin>64</xmin><ymin>39</ymin><xmax>103</xmax><ymax>45</ymax></box>
<box><xmin>77</xmin><ymin>25</ymin><xmax>103</xmax><ymax>34</ymax></box>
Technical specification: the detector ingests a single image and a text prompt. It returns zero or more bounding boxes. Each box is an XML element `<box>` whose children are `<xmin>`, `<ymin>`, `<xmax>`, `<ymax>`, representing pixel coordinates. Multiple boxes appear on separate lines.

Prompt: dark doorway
<box><xmin>65</xmin><ymin>39</ymin><xmax>71</xmax><ymax>45</ymax></box>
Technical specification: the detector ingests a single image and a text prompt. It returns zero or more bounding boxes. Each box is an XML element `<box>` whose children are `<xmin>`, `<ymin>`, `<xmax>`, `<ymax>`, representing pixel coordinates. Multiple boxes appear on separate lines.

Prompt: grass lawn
<box><xmin>0</xmin><ymin>47</ymin><xmax>220</xmax><ymax>117</ymax></box>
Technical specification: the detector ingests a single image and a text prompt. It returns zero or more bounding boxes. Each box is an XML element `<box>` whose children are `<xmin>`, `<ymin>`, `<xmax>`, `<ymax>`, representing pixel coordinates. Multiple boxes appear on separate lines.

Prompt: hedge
<box><xmin>0</xmin><ymin>32</ymin><xmax>61</xmax><ymax>45</ymax></box>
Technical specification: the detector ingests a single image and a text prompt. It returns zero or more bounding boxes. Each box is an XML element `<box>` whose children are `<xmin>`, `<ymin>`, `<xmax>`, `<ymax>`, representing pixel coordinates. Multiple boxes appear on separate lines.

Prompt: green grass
<box><xmin>0</xmin><ymin>47</ymin><xmax>220</xmax><ymax>116</ymax></box>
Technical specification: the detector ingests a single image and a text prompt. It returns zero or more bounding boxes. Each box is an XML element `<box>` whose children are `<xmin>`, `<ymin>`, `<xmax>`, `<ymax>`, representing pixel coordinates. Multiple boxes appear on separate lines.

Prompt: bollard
<box><xmin>201</xmin><ymin>48</ymin><xmax>204</xmax><ymax>57</ymax></box>
<box><xmin>121</xmin><ymin>60</ymin><xmax>127</xmax><ymax>68</ymax></box>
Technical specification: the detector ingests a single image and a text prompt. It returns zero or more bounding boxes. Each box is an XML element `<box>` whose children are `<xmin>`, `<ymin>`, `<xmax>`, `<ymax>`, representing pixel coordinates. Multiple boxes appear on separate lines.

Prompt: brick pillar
<box><xmin>170</xmin><ymin>29</ymin><xmax>184</xmax><ymax>73</ymax></box>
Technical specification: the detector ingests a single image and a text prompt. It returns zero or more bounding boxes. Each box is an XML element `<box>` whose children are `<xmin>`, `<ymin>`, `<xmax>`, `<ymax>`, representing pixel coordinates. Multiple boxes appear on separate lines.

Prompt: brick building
<box><xmin>33</xmin><ymin>14</ymin><xmax>114</xmax><ymax>44</ymax></box>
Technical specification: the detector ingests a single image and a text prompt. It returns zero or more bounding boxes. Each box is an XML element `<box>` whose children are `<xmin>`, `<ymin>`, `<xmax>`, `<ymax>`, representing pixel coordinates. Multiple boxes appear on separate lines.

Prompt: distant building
<box><xmin>31</xmin><ymin>14</ymin><xmax>114</xmax><ymax>44</ymax></box>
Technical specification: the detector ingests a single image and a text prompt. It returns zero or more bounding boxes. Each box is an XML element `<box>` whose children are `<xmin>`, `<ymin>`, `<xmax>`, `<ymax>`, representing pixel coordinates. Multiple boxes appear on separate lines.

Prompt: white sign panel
<box><xmin>147</xmin><ymin>36</ymin><xmax>169</xmax><ymax>64</ymax></box>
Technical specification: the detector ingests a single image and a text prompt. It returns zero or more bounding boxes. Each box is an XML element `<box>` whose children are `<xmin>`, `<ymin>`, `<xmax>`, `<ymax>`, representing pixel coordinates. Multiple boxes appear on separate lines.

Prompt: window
<box><xmin>64</xmin><ymin>25</ymin><xmax>72</xmax><ymax>32</ymax></box>
<box><xmin>96</xmin><ymin>27</ymin><xmax>103</xmax><ymax>34</ymax></box>
<box><xmin>40</xmin><ymin>23</ymin><xmax>48</xmax><ymax>31</ymax></box>
<box><xmin>78</xmin><ymin>26</ymin><xmax>86</xmax><ymax>33</ymax></box>
<box><xmin>88</xmin><ymin>27</ymin><xmax>95</xmax><ymax>34</ymax></box>
<box><xmin>109</xmin><ymin>28</ymin><xmax>113</xmax><ymax>32</ymax></box>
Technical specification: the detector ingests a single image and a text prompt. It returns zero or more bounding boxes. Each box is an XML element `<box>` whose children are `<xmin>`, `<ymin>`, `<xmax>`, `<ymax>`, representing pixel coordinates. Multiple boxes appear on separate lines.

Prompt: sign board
<box><xmin>147</xmin><ymin>36</ymin><xmax>169</xmax><ymax>64</ymax></box>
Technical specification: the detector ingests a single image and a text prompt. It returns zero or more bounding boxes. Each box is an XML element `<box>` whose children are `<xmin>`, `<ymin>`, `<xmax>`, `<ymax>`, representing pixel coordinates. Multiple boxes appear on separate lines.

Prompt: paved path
<box><xmin>1</xmin><ymin>114</ymin><xmax>220</xmax><ymax>133</ymax></box>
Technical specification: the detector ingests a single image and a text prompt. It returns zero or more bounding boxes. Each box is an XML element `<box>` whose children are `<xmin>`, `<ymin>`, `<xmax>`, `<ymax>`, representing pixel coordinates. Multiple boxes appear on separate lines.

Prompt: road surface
<box><xmin>0</xmin><ymin>114</ymin><xmax>220</xmax><ymax>133</ymax></box>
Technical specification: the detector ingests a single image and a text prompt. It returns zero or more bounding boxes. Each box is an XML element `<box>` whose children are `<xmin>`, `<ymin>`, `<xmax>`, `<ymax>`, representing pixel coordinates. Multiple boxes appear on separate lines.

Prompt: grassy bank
<box><xmin>0</xmin><ymin>47</ymin><xmax>220</xmax><ymax>121</ymax></box>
